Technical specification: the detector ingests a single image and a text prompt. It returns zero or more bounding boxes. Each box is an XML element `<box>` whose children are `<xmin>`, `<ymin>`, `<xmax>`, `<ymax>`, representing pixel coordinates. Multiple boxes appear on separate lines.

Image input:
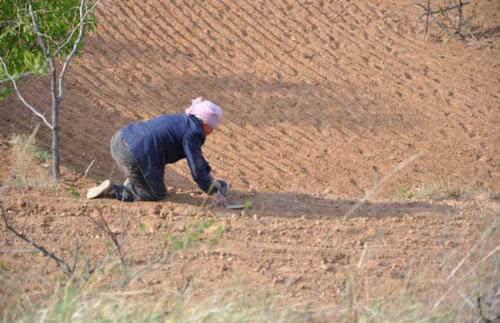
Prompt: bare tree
<box><xmin>415</xmin><ymin>0</ymin><xmax>472</xmax><ymax>39</ymax></box>
<box><xmin>0</xmin><ymin>0</ymin><xmax>99</xmax><ymax>180</ymax></box>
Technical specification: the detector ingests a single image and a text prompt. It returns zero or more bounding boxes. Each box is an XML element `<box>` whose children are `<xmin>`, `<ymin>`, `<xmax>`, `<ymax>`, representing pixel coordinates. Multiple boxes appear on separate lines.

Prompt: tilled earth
<box><xmin>0</xmin><ymin>0</ymin><xmax>499</xmax><ymax>315</ymax></box>
<box><xmin>0</xmin><ymin>170</ymin><xmax>498</xmax><ymax>312</ymax></box>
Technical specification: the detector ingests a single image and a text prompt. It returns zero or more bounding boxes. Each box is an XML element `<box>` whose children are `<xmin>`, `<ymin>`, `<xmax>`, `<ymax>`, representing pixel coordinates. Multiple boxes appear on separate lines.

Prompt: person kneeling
<box><xmin>86</xmin><ymin>97</ymin><xmax>229</xmax><ymax>204</ymax></box>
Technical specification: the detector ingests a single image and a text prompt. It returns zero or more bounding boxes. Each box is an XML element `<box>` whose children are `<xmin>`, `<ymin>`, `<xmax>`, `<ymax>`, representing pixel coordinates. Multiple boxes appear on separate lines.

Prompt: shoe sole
<box><xmin>86</xmin><ymin>180</ymin><xmax>112</xmax><ymax>199</ymax></box>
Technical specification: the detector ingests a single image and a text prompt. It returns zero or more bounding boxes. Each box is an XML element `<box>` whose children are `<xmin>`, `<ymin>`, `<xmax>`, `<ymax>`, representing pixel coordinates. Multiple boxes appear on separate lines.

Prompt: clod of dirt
<box><xmin>16</xmin><ymin>199</ymin><xmax>28</xmax><ymax>208</ymax></box>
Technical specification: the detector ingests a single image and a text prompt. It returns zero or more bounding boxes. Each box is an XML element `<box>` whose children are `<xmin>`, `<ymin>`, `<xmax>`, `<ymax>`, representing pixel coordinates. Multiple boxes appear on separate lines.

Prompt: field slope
<box><xmin>1</xmin><ymin>0</ymin><xmax>499</xmax><ymax>318</ymax></box>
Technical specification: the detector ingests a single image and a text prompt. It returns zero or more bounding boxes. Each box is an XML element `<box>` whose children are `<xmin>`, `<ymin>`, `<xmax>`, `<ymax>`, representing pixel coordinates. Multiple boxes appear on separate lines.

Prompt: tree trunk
<box><xmin>457</xmin><ymin>0</ymin><xmax>464</xmax><ymax>38</ymax></box>
<box><xmin>52</xmin><ymin>102</ymin><xmax>61</xmax><ymax>181</ymax></box>
<box><xmin>425</xmin><ymin>0</ymin><xmax>431</xmax><ymax>37</ymax></box>
<box><xmin>50</xmin><ymin>58</ymin><xmax>61</xmax><ymax>181</ymax></box>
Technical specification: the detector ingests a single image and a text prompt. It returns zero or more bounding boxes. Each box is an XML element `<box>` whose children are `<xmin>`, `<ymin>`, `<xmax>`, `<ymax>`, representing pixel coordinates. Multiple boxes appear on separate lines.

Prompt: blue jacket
<box><xmin>121</xmin><ymin>113</ymin><xmax>213</xmax><ymax>199</ymax></box>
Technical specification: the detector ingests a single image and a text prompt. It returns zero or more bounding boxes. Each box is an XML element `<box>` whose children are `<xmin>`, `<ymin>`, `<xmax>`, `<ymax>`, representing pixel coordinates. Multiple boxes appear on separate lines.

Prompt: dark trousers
<box><xmin>110</xmin><ymin>130</ymin><xmax>164</xmax><ymax>201</ymax></box>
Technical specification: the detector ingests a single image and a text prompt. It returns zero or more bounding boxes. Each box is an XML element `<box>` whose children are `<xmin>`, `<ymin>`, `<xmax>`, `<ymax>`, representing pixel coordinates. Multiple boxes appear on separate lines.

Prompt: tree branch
<box><xmin>59</xmin><ymin>0</ymin><xmax>98</xmax><ymax>99</ymax></box>
<box><xmin>87</xmin><ymin>210</ymin><xmax>129</xmax><ymax>274</ymax></box>
<box><xmin>0</xmin><ymin>71</ymin><xmax>34</xmax><ymax>84</ymax></box>
<box><xmin>70</xmin><ymin>240</ymin><xmax>83</xmax><ymax>273</ymax></box>
<box><xmin>0</xmin><ymin>57</ymin><xmax>54</xmax><ymax>130</ymax></box>
<box><xmin>457</xmin><ymin>0</ymin><xmax>466</xmax><ymax>39</ymax></box>
<box><xmin>28</xmin><ymin>2</ymin><xmax>55</xmax><ymax>73</ymax></box>
<box><xmin>425</xmin><ymin>0</ymin><xmax>431</xmax><ymax>37</ymax></box>
<box><xmin>416</xmin><ymin>0</ymin><xmax>472</xmax><ymax>39</ymax></box>
<box><xmin>54</xmin><ymin>0</ymin><xmax>99</xmax><ymax>57</ymax></box>
<box><xmin>418</xmin><ymin>0</ymin><xmax>471</xmax><ymax>20</ymax></box>
<box><xmin>1</xmin><ymin>205</ymin><xmax>73</xmax><ymax>277</ymax></box>
<box><xmin>85</xmin><ymin>254</ymin><xmax>111</xmax><ymax>278</ymax></box>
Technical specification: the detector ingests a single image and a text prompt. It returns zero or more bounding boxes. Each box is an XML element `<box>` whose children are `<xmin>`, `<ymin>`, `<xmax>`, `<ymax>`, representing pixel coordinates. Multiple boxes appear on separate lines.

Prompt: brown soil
<box><xmin>1</xmin><ymin>0</ymin><xmax>499</xmax><ymax>314</ymax></box>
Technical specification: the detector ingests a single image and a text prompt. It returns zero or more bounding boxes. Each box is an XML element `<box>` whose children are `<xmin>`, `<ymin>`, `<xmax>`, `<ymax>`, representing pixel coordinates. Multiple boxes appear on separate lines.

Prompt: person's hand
<box><xmin>213</xmin><ymin>179</ymin><xmax>230</xmax><ymax>196</ymax></box>
<box><xmin>212</xmin><ymin>192</ymin><xmax>227</xmax><ymax>207</ymax></box>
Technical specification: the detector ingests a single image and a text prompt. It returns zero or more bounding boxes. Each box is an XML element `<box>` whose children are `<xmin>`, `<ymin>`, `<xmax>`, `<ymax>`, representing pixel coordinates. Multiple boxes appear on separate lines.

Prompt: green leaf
<box><xmin>0</xmin><ymin>86</ymin><xmax>12</xmax><ymax>100</ymax></box>
<box><xmin>244</xmin><ymin>200</ymin><xmax>253</xmax><ymax>209</ymax></box>
<box><xmin>0</xmin><ymin>0</ymin><xmax>98</xmax><ymax>91</ymax></box>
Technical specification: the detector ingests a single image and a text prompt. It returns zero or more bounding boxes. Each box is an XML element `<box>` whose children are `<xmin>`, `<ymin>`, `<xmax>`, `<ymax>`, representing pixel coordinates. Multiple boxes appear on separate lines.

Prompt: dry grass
<box><xmin>399</xmin><ymin>181</ymin><xmax>467</xmax><ymax>201</ymax></box>
<box><xmin>2</xmin><ymin>204</ymin><xmax>498</xmax><ymax>323</ymax></box>
<box><xmin>1</xmin><ymin>146</ymin><xmax>498</xmax><ymax>322</ymax></box>
<box><xmin>8</xmin><ymin>131</ymin><xmax>52</xmax><ymax>188</ymax></box>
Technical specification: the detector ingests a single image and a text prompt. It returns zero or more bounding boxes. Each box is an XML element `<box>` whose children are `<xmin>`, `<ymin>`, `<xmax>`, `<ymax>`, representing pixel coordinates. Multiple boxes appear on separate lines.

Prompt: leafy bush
<box><xmin>0</xmin><ymin>0</ymin><xmax>97</xmax><ymax>82</ymax></box>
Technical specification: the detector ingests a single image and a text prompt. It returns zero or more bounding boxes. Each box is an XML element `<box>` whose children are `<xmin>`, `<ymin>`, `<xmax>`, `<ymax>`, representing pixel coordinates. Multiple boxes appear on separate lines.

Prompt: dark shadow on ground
<box><xmin>0</xmin><ymin>71</ymin><xmax>407</xmax><ymax>185</ymax></box>
<box><xmin>469</xmin><ymin>25</ymin><xmax>500</xmax><ymax>40</ymax></box>
<box><xmin>0</xmin><ymin>73</ymin><xmax>386</xmax><ymax>175</ymax></box>
<box><xmin>167</xmin><ymin>189</ymin><xmax>457</xmax><ymax>219</ymax></box>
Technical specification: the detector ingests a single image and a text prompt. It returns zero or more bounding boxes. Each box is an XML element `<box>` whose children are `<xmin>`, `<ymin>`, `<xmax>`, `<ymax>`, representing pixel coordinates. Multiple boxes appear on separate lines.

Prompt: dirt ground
<box><xmin>0</xmin><ymin>0</ymin><xmax>499</xmax><ymax>316</ymax></box>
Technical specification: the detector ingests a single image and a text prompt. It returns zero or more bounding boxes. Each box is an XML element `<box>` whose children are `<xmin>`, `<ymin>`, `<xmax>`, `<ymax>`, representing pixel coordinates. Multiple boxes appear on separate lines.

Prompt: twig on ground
<box><xmin>83</xmin><ymin>159</ymin><xmax>95</xmax><ymax>177</ymax></box>
<box><xmin>357</xmin><ymin>242</ymin><xmax>368</xmax><ymax>269</ymax></box>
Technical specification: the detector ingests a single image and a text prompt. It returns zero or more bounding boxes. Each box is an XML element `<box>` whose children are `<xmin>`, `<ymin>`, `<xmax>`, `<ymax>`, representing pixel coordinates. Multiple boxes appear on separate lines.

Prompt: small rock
<box><xmin>323</xmin><ymin>265</ymin><xmax>335</xmax><ymax>272</ymax></box>
<box><xmin>17</xmin><ymin>199</ymin><xmax>27</xmax><ymax>208</ymax></box>
<box><xmin>302</xmin><ymin>48</ymin><xmax>315</xmax><ymax>59</ymax></box>
<box><xmin>148</xmin><ymin>279</ymin><xmax>161</xmax><ymax>286</ymax></box>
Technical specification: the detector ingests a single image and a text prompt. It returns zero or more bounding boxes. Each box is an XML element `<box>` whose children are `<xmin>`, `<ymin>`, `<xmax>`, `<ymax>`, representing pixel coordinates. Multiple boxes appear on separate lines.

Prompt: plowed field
<box><xmin>1</xmin><ymin>0</ymin><xmax>499</xmax><ymax>317</ymax></box>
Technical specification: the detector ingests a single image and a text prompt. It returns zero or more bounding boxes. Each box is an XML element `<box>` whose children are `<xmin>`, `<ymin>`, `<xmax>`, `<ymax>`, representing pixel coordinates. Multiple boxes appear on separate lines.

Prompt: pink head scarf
<box><xmin>185</xmin><ymin>97</ymin><xmax>223</xmax><ymax>129</ymax></box>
